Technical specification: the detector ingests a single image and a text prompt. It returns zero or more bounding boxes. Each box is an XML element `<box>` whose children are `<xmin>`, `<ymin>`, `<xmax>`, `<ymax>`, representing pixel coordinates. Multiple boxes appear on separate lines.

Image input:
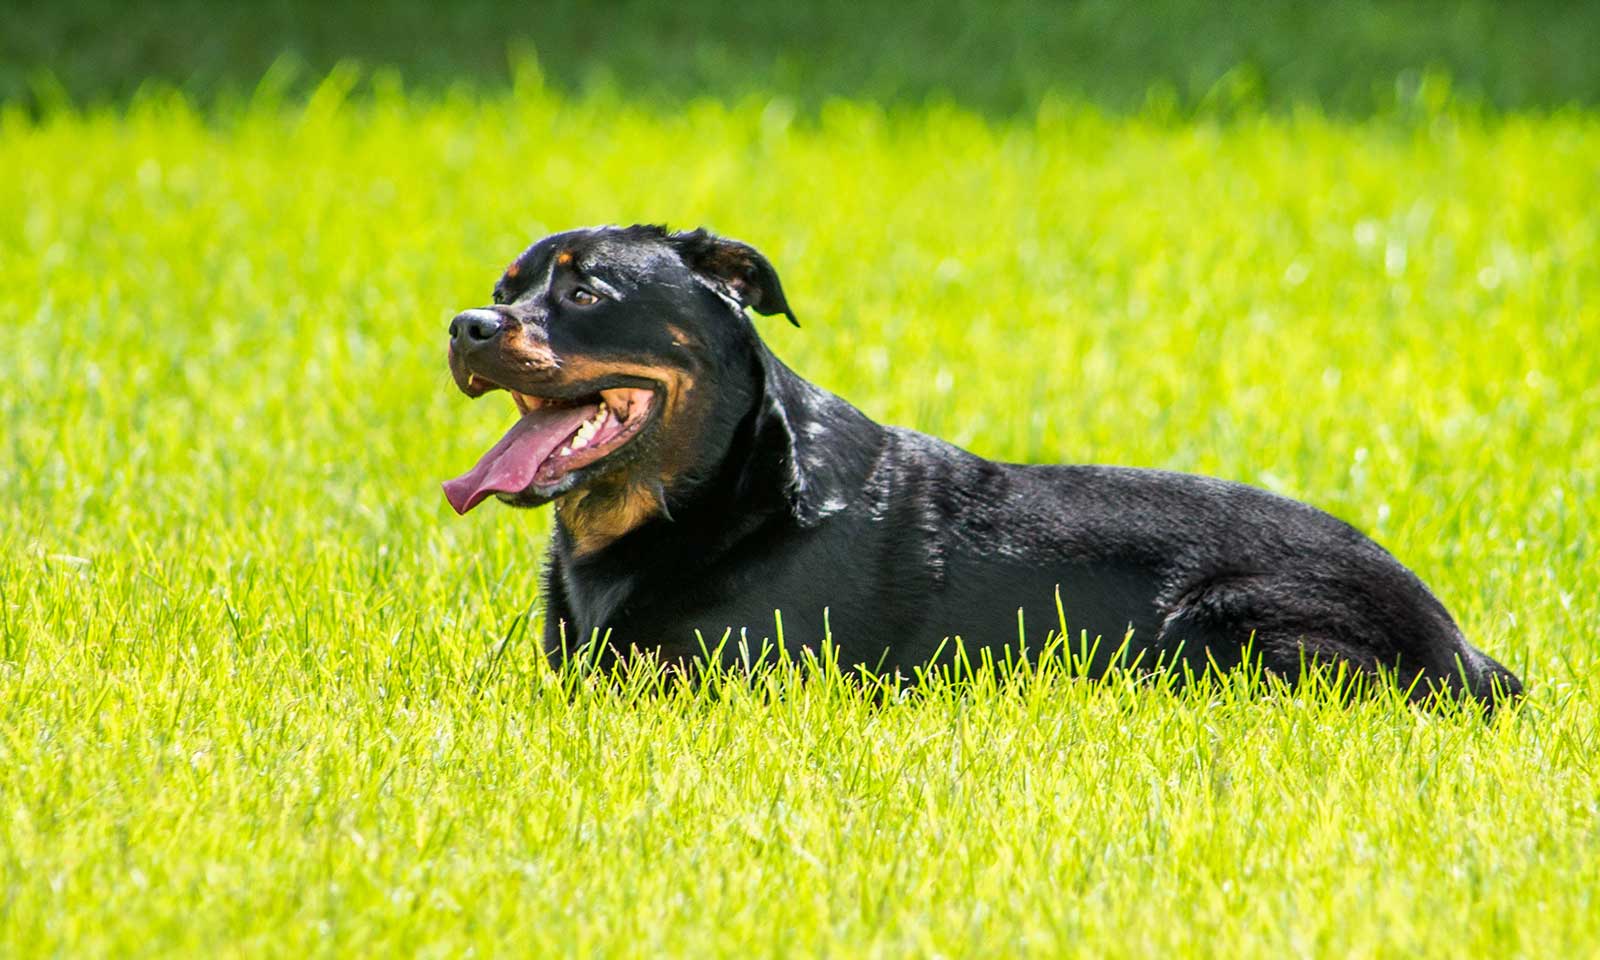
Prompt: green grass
<box><xmin>8</xmin><ymin>0</ymin><xmax>1600</xmax><ymax>116</ymax></box>
<box><xmin>3</xmin><ymin>74</ymin><xmax>1599</xmax><ymax>956</ymax></box>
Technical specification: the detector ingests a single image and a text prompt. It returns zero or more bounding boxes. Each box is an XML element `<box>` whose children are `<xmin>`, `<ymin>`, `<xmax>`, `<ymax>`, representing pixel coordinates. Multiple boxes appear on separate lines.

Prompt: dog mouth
<box><xmin>442</xmin><ymin>381</ymin><xmax>658</xmax><ymax>515</ymax></box>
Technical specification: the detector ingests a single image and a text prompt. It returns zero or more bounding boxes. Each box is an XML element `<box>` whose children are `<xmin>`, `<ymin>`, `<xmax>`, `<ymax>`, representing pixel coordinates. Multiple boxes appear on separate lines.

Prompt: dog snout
<box><xmin>449</xmin><ymin>308</ymin><xmax>505</xmax><ymax>351</ymax></box>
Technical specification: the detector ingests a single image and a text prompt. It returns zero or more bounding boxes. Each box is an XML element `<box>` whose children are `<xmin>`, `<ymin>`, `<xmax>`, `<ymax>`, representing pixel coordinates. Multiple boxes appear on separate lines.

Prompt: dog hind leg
<box><xmin>1154</xmin><ymin>573</ymin><xmax>1430</xmax><ymax>702</ymax></box>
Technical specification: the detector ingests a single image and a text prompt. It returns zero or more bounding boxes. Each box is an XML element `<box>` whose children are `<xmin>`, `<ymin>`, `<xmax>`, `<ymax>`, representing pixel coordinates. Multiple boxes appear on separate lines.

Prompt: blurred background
<box><xmin>6</xmin><ymin>0</ymin><xmax>1600</xmax><ymax>115</ymax></box>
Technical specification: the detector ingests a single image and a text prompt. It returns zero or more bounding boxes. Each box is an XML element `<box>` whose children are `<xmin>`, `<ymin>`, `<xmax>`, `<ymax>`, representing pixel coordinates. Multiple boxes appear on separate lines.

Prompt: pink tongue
<box><xmin>442</xmin><ymin>404</ymin><xmax>596</xmax><ymax>515</ymax></box>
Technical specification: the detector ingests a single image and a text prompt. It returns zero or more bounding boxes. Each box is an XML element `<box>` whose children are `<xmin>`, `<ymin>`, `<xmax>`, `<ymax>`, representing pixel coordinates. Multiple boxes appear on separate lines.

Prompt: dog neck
<box><xmin>551</xmin><ymin>341</ymin><xmax>885</xmax><ymax>561</ymax></box>
<box><xmin>547</xmin><ymin>343</ymin><xmax>888</xmax><ymax>642</ymax></box>
<box><xmin>554</xmin><ymin>477</ymin><xmax>668</xmax><ymax>557</ymax></box>
<box><xmin>551</xmin><ymin>339</ymin><xmax>764</xmax><ymax>557</ymax></box>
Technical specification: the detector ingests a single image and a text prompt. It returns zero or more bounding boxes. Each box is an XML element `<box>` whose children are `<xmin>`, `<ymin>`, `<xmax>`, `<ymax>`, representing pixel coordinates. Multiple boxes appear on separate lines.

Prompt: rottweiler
<box><xmin>442</xmin><ymin>225</ymin><xmax>1522</xmax><ymax>707</ymax></box>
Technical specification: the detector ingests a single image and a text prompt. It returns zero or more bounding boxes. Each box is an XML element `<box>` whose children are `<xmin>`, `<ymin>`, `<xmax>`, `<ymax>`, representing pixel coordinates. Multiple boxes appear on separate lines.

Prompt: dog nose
<box><xmin>449</xmin><ymin>309</ymin><xmax>504</xmax><ymax>348</ymax></box>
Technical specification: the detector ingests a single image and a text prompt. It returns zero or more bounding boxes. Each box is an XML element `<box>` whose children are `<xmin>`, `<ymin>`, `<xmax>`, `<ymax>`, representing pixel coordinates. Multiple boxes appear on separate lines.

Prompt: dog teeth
<box><xmin>566</xmin><ymin>403</ymin><xmax>611</xmax><ymax>452</ymax></box>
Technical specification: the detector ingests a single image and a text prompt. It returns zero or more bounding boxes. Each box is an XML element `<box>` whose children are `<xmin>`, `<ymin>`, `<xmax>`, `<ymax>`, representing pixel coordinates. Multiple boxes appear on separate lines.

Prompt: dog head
<box><xmin>441</xmin><ymin>225</ymin><xmax>795</xmax><ymax>545</ymax></box>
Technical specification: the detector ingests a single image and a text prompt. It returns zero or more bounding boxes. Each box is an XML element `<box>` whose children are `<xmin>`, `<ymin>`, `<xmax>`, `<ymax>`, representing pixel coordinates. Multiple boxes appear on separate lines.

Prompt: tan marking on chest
<box><xmin>557</xmin><ymin>480</ymin><xmax>663</xmax><ymax>556</ymax></box>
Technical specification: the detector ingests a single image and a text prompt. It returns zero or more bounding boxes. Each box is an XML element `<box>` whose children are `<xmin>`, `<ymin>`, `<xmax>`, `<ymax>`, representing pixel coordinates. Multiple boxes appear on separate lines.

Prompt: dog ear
<box><xmin>669</xmin><ymin>229</ymin><xmax>798</xmax><ymax>326</ymax></box>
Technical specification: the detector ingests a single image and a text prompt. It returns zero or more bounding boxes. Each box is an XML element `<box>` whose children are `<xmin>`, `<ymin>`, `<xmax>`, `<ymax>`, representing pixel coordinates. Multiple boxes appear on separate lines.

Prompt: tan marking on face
<box><xmin>541</xmin><ymin>357</ymin><xmax>706</xmax><ymax>553</ymax></box>
<box><xmin>556</xmin><ymin>251</ymin><xmax>574</xmax><ymax>265</ymax></box>
<box><xmin>552</xmin><ymin>358</ymin><xmax>697</xmax><ymax>431</ymax></box>
<box><xmin>505</xmin><ymin>261</ymin><xmax>521</xmax><ymax>278</ymax></box>
<box><xmin>665</xmin><ymin>324</ymin><xmax>695</xmax><ymax>348</ymax></box>
<box><xmin>497</xmin><ymin>325</ymin><xmax>559</xmax><ymax>370</ymax></box>
<box><xmin>448</xmin><ymin>322</ymin><xmax>558</xmax><ymax>394</ymax></box>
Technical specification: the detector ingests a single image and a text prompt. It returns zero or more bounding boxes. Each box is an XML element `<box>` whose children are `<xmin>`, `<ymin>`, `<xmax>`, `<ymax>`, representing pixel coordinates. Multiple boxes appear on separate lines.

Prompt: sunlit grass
<box><xmin>1</xmin><ymin>77</ymin><xmax>1597</xmax><ymax>956</ymax></box>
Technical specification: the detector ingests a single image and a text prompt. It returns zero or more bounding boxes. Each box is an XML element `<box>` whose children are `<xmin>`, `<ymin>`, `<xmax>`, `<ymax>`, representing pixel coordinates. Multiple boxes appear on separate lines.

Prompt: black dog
<box><xmin>442</xmin><ymin>225</ymin><xmax>1522</xmax><ymax>707</ymax></box>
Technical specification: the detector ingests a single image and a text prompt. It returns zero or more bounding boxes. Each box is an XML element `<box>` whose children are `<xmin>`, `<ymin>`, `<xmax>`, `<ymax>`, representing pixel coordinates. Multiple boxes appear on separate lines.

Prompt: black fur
<box><xmin>449</xmin><ymin>225</ymin><xmax>1523</xmax><ymax>709</ymax></box>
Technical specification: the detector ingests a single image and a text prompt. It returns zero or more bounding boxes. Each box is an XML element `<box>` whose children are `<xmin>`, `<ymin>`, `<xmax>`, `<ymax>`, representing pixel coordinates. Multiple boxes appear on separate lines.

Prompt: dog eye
<box><xmin>568</xmin><ymin>288</ymin><xmax>600</xmax><ymax>306</ymax></box>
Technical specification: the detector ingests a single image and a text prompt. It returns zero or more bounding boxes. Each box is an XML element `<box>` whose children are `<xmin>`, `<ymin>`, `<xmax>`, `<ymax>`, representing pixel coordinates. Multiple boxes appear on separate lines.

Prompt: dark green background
<box><xmin>5</xmin><ymin>0</ymin><xmax>1599</xmax><ymax>115</ymax></box>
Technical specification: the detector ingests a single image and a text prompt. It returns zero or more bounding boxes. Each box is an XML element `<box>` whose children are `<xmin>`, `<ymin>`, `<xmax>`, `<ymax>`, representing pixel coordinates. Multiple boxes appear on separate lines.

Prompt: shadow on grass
<box><xmin>6</xmin><ymin>0</ymin><xmax>1600</xmax><ymax>116</ymax></box>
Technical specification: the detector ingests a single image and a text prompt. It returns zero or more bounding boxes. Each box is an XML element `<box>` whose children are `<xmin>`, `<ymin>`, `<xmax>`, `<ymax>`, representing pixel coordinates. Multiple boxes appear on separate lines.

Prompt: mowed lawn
<box><xmin>2</xmin><ymin>78</ymin><xmax>1598</xmax><ymax>956</ymax></box>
